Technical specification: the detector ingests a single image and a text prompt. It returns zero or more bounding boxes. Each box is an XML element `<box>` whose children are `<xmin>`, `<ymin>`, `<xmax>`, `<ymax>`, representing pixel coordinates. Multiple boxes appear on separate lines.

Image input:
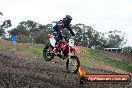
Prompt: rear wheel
<box><xmin>43</xmin><ymin>44</ymin><xmax>54</xmax><ymax>61</ymax></box>
<box><xmin>66</xmin><ymin>56</ymin><xmax>80</xmax><ymax>74</ymax></box>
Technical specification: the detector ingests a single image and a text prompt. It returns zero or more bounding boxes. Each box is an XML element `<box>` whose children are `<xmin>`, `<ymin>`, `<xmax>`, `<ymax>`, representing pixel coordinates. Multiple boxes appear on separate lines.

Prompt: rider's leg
<box><xmin>52</xmin><ymin>35</ymin><xmax>60</xmax><ymax>55</ymax></box>
<box><xmin>52</xmin><ymin>33</ymin><xmax>63</xmax><ymax>55</ymax></box>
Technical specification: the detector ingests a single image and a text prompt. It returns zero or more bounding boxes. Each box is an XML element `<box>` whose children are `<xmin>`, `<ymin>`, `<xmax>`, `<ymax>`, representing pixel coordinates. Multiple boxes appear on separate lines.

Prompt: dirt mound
<box><xmin>0</xmin><ymin>50</ymin><xmax>131</xmax><ymax>88</ymax></box>
<box><xmin>0</xmin><ymin>40</ymin><xmax>131</xmax><ymax>87</ymax></box>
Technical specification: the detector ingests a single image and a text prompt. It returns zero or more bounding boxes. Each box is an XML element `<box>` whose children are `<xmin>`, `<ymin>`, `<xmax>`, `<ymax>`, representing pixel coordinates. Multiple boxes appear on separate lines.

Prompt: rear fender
<box><xmin>71</xmin><ymin>46</ymin><xmax>80</xmax><ymax>54</ymax></box>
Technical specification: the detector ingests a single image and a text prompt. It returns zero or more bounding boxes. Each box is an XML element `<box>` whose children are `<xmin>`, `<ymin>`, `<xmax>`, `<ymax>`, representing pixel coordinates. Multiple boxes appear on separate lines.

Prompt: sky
<box><xmin>0</xmin><ymin>0</ymin><xmax>132</xmax><ymax>46</ymax></box>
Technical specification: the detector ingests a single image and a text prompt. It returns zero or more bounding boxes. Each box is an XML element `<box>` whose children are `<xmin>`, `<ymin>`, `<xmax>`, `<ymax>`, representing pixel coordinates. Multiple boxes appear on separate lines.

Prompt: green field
<box><xmin>0</xmin><ymin>40</ymin><xmax>132</xmax><ymax>72</ymax></box>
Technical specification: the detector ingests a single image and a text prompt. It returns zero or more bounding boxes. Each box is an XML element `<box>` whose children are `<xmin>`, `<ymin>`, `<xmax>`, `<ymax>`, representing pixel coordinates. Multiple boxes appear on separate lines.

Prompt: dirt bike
<box><xmin>43</xmin><ymin>34</ymin><xmax>80</xmax><ymax>73</ymax></box>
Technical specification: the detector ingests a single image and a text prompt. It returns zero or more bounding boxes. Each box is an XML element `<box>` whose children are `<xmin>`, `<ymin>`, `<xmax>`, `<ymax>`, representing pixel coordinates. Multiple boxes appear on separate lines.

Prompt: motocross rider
<box><xmin>51</xmin><ymin>15</ymin><xmax>75</xmax><ymax>55</ymax></box>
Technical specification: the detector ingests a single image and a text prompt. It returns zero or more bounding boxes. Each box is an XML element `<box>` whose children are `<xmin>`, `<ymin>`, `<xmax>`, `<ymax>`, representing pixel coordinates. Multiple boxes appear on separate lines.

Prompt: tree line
<box><xmin>1</xmin><ymin>20</ymin><xmax>132</xmax><ymax>53</ymax></box>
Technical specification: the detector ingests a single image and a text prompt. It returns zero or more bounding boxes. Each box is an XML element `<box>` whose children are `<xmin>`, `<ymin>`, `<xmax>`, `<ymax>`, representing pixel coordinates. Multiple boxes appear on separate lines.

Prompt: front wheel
<box><xmin>43</xmin><ymin>44</ymin><xmax>54</xmax><ymax>61</ymax></box>
<box><xmin>66</xmin><ymin>56</ymin><xmax>80</xmax><ymax>74</ymax></box>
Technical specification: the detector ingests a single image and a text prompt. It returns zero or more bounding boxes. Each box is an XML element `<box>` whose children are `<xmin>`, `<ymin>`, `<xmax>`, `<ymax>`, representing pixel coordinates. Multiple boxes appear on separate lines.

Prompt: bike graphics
<box><xmin>43</xmin><ymin>34</ymin><xmax>80</xmax><ymax>73</ymax></box>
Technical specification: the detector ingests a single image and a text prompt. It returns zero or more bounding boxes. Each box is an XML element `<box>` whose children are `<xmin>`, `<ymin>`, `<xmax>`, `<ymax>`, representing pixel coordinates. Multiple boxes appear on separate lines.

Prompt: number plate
<box><xmin>69</xmin><ymin>39</ymin><xmax>74</xmax><ymax>46</ymax></box>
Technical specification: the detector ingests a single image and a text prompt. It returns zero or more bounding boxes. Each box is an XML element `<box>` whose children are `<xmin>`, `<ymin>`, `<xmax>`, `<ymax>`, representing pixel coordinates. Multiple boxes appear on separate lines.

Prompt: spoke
<box><xmin>68</xmin><ymin>58</ymin><xmax>78</xmax><ymax>72</ymax></box>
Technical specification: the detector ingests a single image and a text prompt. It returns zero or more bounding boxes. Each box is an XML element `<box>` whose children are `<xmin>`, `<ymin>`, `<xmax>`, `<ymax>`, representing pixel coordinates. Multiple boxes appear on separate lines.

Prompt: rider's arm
<box><xmin>66</xmin><ymin>25</ymin><xmax>75</xmax><ymax>36</ymax></box>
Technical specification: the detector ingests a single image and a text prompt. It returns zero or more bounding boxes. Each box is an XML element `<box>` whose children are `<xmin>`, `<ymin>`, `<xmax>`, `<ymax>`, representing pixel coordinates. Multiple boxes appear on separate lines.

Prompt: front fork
<box><xmin>68</xmin><ymin>46</ymin><xmax>72</xmax><ymax>62</ymax></box>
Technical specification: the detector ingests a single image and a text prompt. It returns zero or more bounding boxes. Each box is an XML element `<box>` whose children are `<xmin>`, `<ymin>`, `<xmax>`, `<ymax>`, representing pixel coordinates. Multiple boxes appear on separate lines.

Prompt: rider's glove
<box><xmin>72</xmin><ymin>33</ymin><xmax>75</xmax><ymax>36</ymax></box>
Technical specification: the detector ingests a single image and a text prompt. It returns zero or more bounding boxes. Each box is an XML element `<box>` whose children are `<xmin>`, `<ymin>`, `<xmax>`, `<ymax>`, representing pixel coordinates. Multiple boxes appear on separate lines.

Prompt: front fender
<box><xmin>71</xmin><ymin>46</ymin><xmax>80</xmax><ymax>54</ymax></box>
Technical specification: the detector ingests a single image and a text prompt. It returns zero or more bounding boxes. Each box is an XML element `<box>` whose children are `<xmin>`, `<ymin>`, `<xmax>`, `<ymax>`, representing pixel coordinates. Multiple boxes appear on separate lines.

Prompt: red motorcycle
<box><xmin>43</xmin><ymin>34</ymin><xmax>80</xmax><ymax>73</ymax></box>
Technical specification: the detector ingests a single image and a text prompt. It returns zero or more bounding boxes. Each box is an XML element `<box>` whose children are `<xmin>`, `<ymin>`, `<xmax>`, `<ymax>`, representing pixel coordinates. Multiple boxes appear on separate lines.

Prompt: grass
<box><xmin>28</xmin><ymin>44</ymin><xmax>132</xmax><ymax>72</ymax></box>
<box><xmin>81</xmin><ymin>60</ymin><xmax>93</xmax><ymax>68</ymax></box>
<box><xmin>3</xmin><ymin>45</ymin><xmax>10</xmax><ymax>51</ymax></box>
<box><xmin>87</xmin><ymin>50</ymin><xmax>132</xmax><ymax>72</ymax></box>
<box><xmin>0</xmin><ymin>42</ymin><xmax>4</xmax><ymax>45</ymax></box>
<box><xmin>27</xmin><ymin>46</ymin><xmax>43</xmax><ymax>58</ymax></box>
<box><xmin>0</xmin><ymin>41</ymin><xmax>10</xmax><ymax>51</ymax></box>
<box><xmin>27</xmin><ymin>45</ymin><xmax>66</xmax><ymax>64</ymax></box>
<box><xmin>1</xmin><ymin>40</ymin><xmax>132</xmax><ymax>72</ymax></box>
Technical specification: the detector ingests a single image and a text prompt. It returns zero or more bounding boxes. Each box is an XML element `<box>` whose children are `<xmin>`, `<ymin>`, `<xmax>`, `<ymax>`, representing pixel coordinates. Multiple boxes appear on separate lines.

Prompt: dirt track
<box><xmin>0</xmin><ymin>50</ymin><xmax>131</xmax><ymax>88</ymax></box>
